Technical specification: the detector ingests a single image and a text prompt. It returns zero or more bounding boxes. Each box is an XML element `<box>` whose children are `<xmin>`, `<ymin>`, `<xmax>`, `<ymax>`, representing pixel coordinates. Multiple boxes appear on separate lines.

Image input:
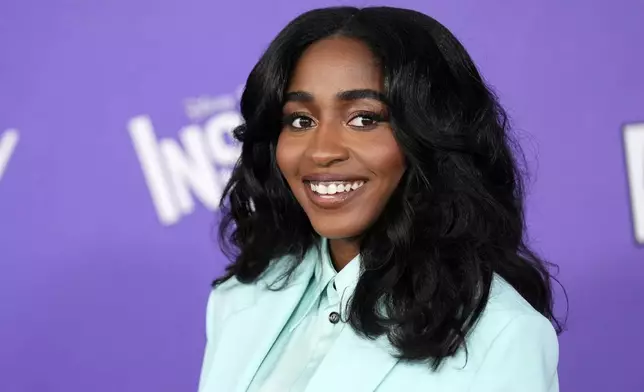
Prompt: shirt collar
<box><xmin>313</xmin><ymin>237</ymin><xmax>361</xmax><ymax>301</ymax></box>
<box><xmin>285</xmin><ymin>239</ymin><xmax>362</xmax><ymax>333</ymax></box>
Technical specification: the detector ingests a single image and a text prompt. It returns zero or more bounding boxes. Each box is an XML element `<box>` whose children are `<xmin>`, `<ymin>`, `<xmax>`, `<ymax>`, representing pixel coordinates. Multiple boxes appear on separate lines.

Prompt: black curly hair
<box><xmin>215</xmin><ymin>6</ymin><xmax>564</xmax><ymax>369</ymax></box>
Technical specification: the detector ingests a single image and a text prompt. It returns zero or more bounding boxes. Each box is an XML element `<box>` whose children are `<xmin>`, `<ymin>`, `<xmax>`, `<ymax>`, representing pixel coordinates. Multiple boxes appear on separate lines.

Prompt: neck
<box><xmin>328</xmin><ymin>238</ymin><xmax>360</xmax><ymax>271</ymax></box>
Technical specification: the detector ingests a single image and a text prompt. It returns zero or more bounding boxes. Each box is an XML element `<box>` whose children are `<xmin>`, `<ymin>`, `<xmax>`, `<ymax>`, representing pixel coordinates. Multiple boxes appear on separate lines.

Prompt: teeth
<box><xmin>309</xmin><ymin>181</ymin><xmax>365</xmax><ymax>195</ymax></box>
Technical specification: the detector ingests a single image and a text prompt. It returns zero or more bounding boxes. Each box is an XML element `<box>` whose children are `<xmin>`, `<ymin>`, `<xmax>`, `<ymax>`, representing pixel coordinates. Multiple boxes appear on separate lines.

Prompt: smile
<box><xmin>303</xmin><ymin>179</ymin><xmax>368</xmax><ymax>209</ymax></box>
<box><xmin>308</xmin><ymin>181</ymin><xmax>365</xmax><ymax>195</ymax></box>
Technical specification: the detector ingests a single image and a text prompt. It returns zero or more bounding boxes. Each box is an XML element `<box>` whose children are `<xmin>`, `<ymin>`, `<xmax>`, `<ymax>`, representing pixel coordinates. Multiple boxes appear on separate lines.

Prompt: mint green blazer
<box><xmin>198</xmin><ymin>256</ymin><xmax>559</xmax><ymax>392</ymax></box>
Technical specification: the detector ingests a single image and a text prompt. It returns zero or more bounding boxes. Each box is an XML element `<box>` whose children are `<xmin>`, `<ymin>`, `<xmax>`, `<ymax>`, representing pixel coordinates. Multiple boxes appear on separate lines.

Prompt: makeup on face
<box><xmin>276</xmin><ymin>37</ymin><xmax>406</xmax><ymax>251</ymax></box>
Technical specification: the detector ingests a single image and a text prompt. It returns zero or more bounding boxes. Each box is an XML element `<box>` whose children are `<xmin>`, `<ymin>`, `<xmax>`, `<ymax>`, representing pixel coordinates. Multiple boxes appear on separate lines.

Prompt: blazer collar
<box><xmin>203</xmin><ymin>249</ymin><xmax>317</xmax><ymax>392</ymax></box>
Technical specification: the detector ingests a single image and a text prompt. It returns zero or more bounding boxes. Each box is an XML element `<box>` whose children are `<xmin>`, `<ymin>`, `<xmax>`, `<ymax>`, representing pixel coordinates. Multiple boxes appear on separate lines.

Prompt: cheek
<box><xmin>369</xmin><ymin>138</ymin><xmax>406</xmax><ymax>185</ymax></box>
<box><xmin>383</xmin><ymin>149</ymin><xmax>406</xmax><ymax>179</ymax></box>
<box><xmin>275</xmin><ymin>133</ymin><xmax>294</xmax><ymax>176</ymax></box>
<box><xmin>275</xmin><ymin>133</ymin><xmax>306</xmax><ymax>192</ymax></box>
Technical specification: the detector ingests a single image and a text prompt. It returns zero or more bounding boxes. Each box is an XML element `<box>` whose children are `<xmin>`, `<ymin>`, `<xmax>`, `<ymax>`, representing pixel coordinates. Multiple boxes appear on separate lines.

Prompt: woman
<box><xmin>198</xmin><ymin>6</ymin><xmax>564</xmax><ymax>392</ymax></box>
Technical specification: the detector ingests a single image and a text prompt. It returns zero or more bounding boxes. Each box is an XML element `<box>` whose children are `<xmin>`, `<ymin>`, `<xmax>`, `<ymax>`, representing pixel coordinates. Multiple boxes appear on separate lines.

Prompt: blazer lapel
<box><xmin>204</xmin><ymin>259</ymin><xmax>316</xmax><ymax>392</ymax></box>
<box><xmin>305</xmin><ymin>325</ymin><xmax>400</xmax><ymax>392</ymax></box>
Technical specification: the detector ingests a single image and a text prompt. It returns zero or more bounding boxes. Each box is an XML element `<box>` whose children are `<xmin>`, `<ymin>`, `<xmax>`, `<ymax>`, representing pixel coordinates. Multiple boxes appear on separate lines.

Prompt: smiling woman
<box><xmin>277</xmin><ymin>38</ymin><xmax>406</xmax><ymax>265</ymax></box>
<box><xmin>198</xmin><ymin>6</ymin><xmax>564</xmax><ymax>392</ymax></box>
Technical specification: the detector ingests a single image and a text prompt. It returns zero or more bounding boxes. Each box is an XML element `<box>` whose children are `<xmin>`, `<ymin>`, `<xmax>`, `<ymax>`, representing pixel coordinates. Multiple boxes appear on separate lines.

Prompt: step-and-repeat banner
<box><xmin>1</xmin><ymin>1</ymin><xmax>642</xmax><ymax>391</ymax></box>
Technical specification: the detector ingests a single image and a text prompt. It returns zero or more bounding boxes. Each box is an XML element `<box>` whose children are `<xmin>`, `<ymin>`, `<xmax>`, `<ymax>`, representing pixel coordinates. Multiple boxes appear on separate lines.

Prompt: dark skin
<box><xmin>276</xmin><ymin>37</ymin><xmax>406</xmax><ymax>270</ymax></box>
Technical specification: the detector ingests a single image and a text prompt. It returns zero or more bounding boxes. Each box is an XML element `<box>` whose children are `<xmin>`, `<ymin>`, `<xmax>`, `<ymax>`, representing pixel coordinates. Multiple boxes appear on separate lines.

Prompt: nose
<box><xmin>306</xmin><ymin>123</ymin><xmax>349</xmax><ymax>167</ymax></box>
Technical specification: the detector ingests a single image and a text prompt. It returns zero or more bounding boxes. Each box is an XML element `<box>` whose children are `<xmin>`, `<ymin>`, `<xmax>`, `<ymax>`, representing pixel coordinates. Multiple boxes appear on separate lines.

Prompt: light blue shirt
<box><xmin>247</xmin><ymin>239</ymin><xmax>360</xmax><ymax>391</ymax></box>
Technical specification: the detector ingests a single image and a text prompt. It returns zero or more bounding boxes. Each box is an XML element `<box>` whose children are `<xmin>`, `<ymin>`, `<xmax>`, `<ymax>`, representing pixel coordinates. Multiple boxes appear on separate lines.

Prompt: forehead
<box><xmin>287</xmin><ymin>37</ymin><xmax>383</xmax><ymax>93</ymax></box>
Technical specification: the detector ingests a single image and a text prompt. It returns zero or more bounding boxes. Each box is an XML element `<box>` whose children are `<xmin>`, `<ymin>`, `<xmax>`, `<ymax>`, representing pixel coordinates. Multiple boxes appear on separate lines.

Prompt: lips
<box><xmin>302</xmin><ymin>173</ymin><xmax>369</xmax><ymax>183</ymax></box>
<box><xmin>301</xmin><ymin>174</ymin><xmax>369</xmax><ymax>210</ymax></box>
<box><xmin>308</xmin><ymin>180</ymin><xmax>365</xmax><ymax>195</ymax></box>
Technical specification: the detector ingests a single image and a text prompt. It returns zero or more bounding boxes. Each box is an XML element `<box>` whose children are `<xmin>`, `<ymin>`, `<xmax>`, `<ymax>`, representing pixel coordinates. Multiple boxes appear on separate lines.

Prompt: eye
<box><xmin>293</xmin><ymin>116</ymin><xmax>315</xmax><ymax>129</ymax></box>
<box><xmin>347</xmin><ymin>112</ymin><xmax>383</xmax><ymax>129</ymax></box>
<box><xmin>283</xmin><ymin>113</ymin><xmax>316</xmax><ymax>130</ymax></box>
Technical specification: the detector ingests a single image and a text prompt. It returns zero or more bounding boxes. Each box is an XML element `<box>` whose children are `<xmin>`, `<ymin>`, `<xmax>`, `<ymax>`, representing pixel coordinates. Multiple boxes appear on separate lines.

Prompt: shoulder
<box><xmin>204</xmin><ymin>254</ymin><xmax>309</xmax><ymax>323</ymax></box>
<box><xmin>473</xmin><ymin>274</ymin><xmax>558</xmax><ymax>347</ymax></box>
<box><xmin>461</xmin><ymin>274</ymin><xmax>560</xmax><ymax>390</ymax></box>
<box><xmin>204</xmin><ymin>274</ymin><xmax>256</xmax><ymax>328</ymax></box>
<box><xmin>467</xmin><ymin>274</ymin><xmax>559</xmax><ymax>356</ymax></box>
<box><xmin>382</xmin><ymin>275</ymin><xmax>559</xmax><ymax>391</ymax></box>
<box><xmin>481</xmin><ymin>273</ymin><xmax>554</xmax><ymax>319</ymax></box>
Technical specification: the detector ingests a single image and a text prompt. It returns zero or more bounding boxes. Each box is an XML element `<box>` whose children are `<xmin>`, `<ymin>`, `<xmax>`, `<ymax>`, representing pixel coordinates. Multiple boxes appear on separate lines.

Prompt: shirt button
<box><xmin>328</xmin><ymin>311</ymin><xmax>340</xmax><ymax>324</ymax></box>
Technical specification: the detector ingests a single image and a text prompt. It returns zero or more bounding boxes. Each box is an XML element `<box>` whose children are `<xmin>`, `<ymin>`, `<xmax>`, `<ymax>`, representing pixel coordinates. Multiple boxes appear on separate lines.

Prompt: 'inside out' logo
<box><xmin>128</xmin><ymin>88</ymin><xmax>243</xmax><ymax>226</ymax></box>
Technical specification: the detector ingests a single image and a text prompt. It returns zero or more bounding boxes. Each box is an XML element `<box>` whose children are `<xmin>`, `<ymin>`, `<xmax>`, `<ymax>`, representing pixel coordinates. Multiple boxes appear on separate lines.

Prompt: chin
<box><xmin>309</xmin><ymin>220</ymin><xmax>366</xmax><ymax>240</ymax></box>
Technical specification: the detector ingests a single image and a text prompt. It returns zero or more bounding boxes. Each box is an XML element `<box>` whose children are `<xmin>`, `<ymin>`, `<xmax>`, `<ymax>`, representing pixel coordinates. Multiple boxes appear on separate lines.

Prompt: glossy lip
<box><xmin>301</xmin><ymin>176</ymin><xmax>369</xmax><ymax>210</ymax></box>
<box><xmin>302</xmin><ymin>173</ymin><xmax>369</xmax><ymax>182</ymax></box>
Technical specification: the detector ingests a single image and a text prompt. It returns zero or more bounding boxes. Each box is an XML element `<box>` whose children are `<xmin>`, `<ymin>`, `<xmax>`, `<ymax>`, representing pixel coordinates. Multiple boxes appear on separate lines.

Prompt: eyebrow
<box><xmin>283</xmin><ymin>89</ymin><xmax>388</xmax><ymax>104</ymax></box>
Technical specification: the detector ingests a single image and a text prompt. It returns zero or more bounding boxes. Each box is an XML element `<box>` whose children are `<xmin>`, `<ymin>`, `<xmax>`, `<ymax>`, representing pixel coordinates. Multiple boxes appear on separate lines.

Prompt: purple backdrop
<box><xmin>1</xmin><ymin>1</ymin><xmax>642</xmax><ymax>391</ymax></box>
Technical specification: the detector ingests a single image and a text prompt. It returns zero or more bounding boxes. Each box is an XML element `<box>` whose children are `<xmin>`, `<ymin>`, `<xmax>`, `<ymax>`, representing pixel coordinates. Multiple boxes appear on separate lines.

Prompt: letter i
<box><xmin>128</xmin><ymin>116</ymin><xmax>181</xmax><ymax>225</ymax></box>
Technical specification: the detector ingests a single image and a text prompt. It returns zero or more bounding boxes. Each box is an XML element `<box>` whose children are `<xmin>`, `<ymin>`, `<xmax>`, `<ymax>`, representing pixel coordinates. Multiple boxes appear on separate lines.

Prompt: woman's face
<box><xmin>276</xmin><ymin>37</ymin><xmax>406</xmax><ymax>240</ymax></box>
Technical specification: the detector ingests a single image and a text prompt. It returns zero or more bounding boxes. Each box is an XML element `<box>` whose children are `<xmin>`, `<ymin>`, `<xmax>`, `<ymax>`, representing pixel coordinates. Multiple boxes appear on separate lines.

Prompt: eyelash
<box><xmin>282</xmin><ymin>111</ymin><xmax>387</xmax><ymax>131</ymax></box>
